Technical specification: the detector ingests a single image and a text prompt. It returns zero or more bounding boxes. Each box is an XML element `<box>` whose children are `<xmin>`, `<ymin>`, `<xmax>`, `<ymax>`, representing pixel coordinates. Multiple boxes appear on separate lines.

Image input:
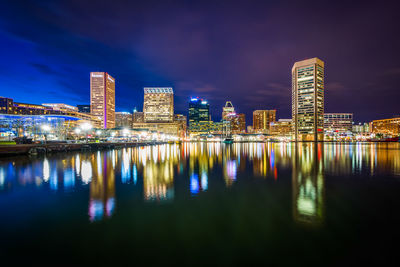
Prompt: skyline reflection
<box><xmin>292</xmin><ymin>143</ymin><xmax>325</xmax><ymax>225</ymax></box>
<box><xmin>0</xmin><ymin>142</ymin><xmax>399</xmax><ymax>223</ymax></box>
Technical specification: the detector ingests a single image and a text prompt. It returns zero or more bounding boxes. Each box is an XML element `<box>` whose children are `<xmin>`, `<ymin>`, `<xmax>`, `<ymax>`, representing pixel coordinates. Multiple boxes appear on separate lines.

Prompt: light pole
<box><xmin>41</xmin><ymin>124</ymin><xmax>51</xmax><ymax>145</ymax></box>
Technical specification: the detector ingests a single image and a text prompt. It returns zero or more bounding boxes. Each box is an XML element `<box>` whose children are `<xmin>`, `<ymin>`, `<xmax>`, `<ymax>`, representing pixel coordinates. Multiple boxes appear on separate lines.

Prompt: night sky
<box><xmin>0</xmin><ymin>0</ymin><xmax>399</xmax><ymax>123</ymax></box>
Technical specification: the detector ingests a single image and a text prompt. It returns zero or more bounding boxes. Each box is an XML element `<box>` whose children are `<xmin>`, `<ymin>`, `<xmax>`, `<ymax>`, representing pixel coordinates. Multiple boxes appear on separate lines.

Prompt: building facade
<box><xmin>352</xmin><ymin>122</ymin><xmax>370</xmax><ymax>134</ymax></box>
<box><xmin>188</xmin><ymin>97</ymin><xmax>210</xmax><ymax>128</ymax></box>
<box><xmin>222</xmin><ymin>101</ymin><xmax>235</xmax><ymax>120</ymax></box>
<box><xmin>90</xmin><ymin>72</ymin><xmax>115</xmax><ymax>129</ymax></box>
<box><xmin>174</xmin><ymin>114</ymin><xmax>187</xmax><ymax>137</ymax></box>
<box><xmin>115</xmin><ymin>112</ymin><xmax>133</xmax><ymax>128</ymax></box>
<box><xmin>133</xmin><ymin>111</ymin><xmax>144</xmax><ymax>123</ymax></box>
<box><xmin>270</xmin><ymin>119</ymin><xmax>292</xmax><ymax>137</ymax></box>
<box><xmin>143</xmin><ymin>88</ymin><xmax>174</xmax><ymax>123</ymax></box>
<box><xmin>324</xmin><ymin>113</ymin><xmax>353</xmax><ymax>134</ymax></box>
<box><xmin>42</xmin><ymin>103</ymin><xmax>79</xmax><ymax>112</ymax></box>
<box><xmin>371</xmin><ymin>117</ymin><xmax>400</xmax><ymax>136</ymax></box>
<box><xmin>253</xmin><ymin>110</ymin><xmax>276</xmax><ymax>134</ymax></box>
<box><xmin>292</xmin><ymin>57</ymin><xmax>324</xmax><ymax>141</ymax></box>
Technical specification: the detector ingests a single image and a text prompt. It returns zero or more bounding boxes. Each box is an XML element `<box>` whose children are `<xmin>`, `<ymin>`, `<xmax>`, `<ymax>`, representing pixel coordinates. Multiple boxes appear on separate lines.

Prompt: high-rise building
<box><xmin>90</xmin><ymin>72</ymin><xmax>115</xmax><ymax>129</ymax></box>
<box><xmin>115</xmin><ymin>112</ymin><xmax>133</xmax><ymax>128</ymax></box>
<box><xmin>324</xmin><ymin>113</ymin><xmax>353</xmax><ymax>134</ymax></box>
<box><xmin>77</xmin><ymin>105</ymin><xmax>91</xmax><ymax>113</ymax></box>
<box><xmin>292</xmin><ymin>58</ymin><xmax>324</xmax><ymax>141</ymax></box>
<box><xmin>143</xmin><ymin>87</ymin><xmax>174</xmax><ymax>122</ymax></box>
<box><xmin>188</xmin><ymin>97</ymin><xmax>210</xmax><ymax>130</ymax></box>
<box><xmin>222</xmin><ymin>101</ymin><xmax>235</xmax><ymax>120</ymax></box>
<box><xmin>253</xmin><ymin>110</ymin><xmax>276</xmax><ymax>133</ymax></box>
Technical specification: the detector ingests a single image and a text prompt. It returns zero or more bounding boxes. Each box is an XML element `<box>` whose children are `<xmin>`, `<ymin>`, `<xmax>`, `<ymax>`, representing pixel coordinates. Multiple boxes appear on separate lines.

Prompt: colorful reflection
<box><xmin>89</xmin><ymin>152</ymin><xmax>115</xmax><ymax>222</ymax></box>
<box><xmin>292</xmin><ymin>143</ymin><xmax>325</xmax><ymax>225</ymax></box>
<box><xmin>0</xmin><ymin>142</ymin><xmax>400</xmax><ymax>223</ymax></box>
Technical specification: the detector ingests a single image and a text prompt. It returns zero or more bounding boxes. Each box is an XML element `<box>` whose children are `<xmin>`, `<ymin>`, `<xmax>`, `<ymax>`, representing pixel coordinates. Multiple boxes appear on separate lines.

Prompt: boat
<box><xmin>175</xmin><ymin>140</ymin><xmax>182</xmax><ymax>144</ymax></box>
<box><xmin>223</xmin><ymin>137</ymin><xmax>234</xmax><ymax>144</ymax></box>
<box><xmin>167</xmin><ymin>140</ymin><xmax>174</xmax><ymax>144</ymax></box>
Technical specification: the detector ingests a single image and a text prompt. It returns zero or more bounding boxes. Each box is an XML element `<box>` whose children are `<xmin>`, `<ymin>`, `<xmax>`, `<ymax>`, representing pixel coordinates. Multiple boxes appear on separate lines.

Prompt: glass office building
<box><xmin>188</xmin><ymin>97</ymin><xmax>210</xmax><ymax>130</ymax></box>
<box><xmin>292</xmin><ymin>58</ymin><xmax>325</xmax><ymax>141</ymax></box>
<box><xmin>90</xmin><ymin>72</ymin><xmax>115</xmax><ymax>129</ymax></box>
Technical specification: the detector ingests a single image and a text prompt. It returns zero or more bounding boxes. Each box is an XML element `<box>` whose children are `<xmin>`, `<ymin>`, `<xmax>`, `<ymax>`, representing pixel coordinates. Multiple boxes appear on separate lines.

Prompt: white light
<box><xmin>96</xmin><ymin>130</ymin><xmax>102</xmax><ymax>135</ymax></box>
<box><xmin>81</xmin><ymin>123</ymin><xmax>92</xmax><ymax>131</ymax></box>
<box><xmin>75</xmin><ymin>128</ymin><xmax>81</xmax><ymax>134</ymax></box>
<box><xmin>41</xmin><ymin>124</ymin><xmax>51</xmax><ymax>132</ymax></box>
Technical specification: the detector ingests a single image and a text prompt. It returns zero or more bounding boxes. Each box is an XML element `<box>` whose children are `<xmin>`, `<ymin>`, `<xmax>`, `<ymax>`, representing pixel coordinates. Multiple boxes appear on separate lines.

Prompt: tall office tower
<box><xmin>253</xmin><ymin>110</ymin><xmax>276</xmax><ymax>133</ymax></box>
<box><xmin>90</xmin><ymin>72</ymin><xmax>115</xmax><ymax>129</ymax></box>
<box><xmin>292</xmin><ymin>58</ymin><xmax>324</xmax><ymax>141</ymax></box>
<box><xmin>222</xmin><ymin>101</ymin><xmax>235</xmax><ymax>120</ymax></box>
<box><xmin>143</xmin><ymin>87</ymin><xmax>174</xmax><ymax>122</ymax></box>
<box><xmin>188</xmin><ymin>97</ymin><xmax>210</xmax><ymax>126</ymax></box>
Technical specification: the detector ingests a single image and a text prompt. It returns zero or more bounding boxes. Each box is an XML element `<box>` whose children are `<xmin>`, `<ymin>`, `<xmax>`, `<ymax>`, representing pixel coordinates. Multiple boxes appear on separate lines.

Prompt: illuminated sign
<box><xmin>91</xmin><ymin>73</ymin><xmax>104</xmax><ymax>78</ymax></box>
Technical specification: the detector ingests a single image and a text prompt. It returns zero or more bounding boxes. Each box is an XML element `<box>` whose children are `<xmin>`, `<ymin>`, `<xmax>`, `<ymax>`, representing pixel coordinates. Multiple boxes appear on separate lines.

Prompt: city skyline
<box><xmin>0</xmin><ymin>0</ymin><xmax>399</xmax><ymax>122</ymax></box>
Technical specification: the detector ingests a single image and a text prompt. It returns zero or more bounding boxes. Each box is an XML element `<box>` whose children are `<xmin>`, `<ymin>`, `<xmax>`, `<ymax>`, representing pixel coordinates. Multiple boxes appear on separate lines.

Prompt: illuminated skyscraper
<box><xmin>189</xmin><ymin>97</ymin><xmax>210</xmax><ymax>128</ymax></box>
<box><xmin>292</xmin><ymin>58</ymin><xmax>324</xmax><ymax>141</ymax></box>
<box><xmin>143</xmin><ymin>87</ymin><xmax>174</xmax><ymax>122</ymax></box>
<box><xmin>222</xmin><ymin>101</ymin><xmax>235</xmax><ymax>120</ymax></box>
<box><xmin>90</xmin><ymin>72</ymin><xmax>115</xmax><ymax>129</ymax></box>
<box><xmin>253</xmin><ymin>110</ymin><xmax>276</xmax><ymax>133</ymax></box>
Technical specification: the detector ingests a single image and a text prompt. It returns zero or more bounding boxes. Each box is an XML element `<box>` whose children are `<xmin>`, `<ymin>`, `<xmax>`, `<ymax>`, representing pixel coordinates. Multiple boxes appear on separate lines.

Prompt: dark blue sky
<box><xmin>0</xmin><ymin>0</ymin><xmax>399</xmax><ymax>123</ymax></box>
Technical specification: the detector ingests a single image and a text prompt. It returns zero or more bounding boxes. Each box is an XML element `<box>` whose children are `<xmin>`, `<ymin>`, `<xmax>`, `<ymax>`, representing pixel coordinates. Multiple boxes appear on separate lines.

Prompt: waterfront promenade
<box><xmin>0</xmin><ymin>141</ymin><xmax>167</xmax><ymax>157</ymax></box>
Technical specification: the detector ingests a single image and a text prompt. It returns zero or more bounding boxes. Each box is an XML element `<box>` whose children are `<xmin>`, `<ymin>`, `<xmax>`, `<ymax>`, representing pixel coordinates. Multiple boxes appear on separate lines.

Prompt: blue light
<box><xmin>190</xmin><ymin>98</ymin><xmax>199</xmax><ymax>102</ymax></box>
<box><xmin>132</xmin><ymin>165</ymin><xmax>138</xmax><ymax>185</ymax></box>
<box><xmin>190</xmin><ymin>173</ymin><xmax>199</xmax><ymax>194</ymax></box>
<box><xmin>201</xmin><ymin>172</ymin><xmax>208</xmax><ymax>191</ymax></box>
<box><xmin>63</xmin><ymin>169</ymin><xmax>75</xmax><ymax>191</ymax></box>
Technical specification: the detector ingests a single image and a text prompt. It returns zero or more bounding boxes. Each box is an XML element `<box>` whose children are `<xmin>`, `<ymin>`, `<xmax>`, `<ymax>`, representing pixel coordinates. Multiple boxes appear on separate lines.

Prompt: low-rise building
<box><xmin>270</xmin><ymin>119</ymin><xmax>292</xmax><ymax>136</ymax></box>
<box><xmin>371</xmin><ymin>117</ymin><xmax>400</xmax><ymax>136</ymax></box>
<box><xmin>115</xmin><ymin>112</ymin><xmax>133</xmax><ymax>128</ymax></box>
<box><xmin>324</xmin><ymin>113</ymin><xmax>353</xmax><ymax>134</ymax></box>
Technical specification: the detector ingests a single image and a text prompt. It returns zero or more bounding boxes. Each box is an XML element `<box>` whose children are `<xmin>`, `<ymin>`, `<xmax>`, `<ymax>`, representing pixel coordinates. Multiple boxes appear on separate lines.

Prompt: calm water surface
<box><xmin>1</xmin><ymin>142</ymin><xmax>400</xmax><ymax>265</ymax></box>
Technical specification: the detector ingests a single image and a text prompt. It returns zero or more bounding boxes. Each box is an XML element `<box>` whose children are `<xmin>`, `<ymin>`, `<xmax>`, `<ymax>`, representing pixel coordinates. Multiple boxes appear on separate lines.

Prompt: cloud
<box><xmin>30</xmin><ymin>63</ymin><xmax>59</xmax><ymax>75</ymax></box>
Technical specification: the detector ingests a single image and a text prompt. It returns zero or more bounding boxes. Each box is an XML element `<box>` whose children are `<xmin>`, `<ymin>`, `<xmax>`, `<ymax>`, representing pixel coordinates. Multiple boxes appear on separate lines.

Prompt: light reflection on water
<box><xmin>0</xmin><ymin>142</ymin><xmax>399</xmax><ymax>224</ymax></box>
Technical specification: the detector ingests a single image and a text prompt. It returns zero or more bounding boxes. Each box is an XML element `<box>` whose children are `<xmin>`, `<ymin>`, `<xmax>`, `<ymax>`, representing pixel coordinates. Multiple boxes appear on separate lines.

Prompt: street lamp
<box><xmin>41</xmin><ymin>124</ymin><xmax>51</xmax><ymax>145</ymax></box>
<box><xmin>81</xmin><ymin>123</ymin><xmax>92</xmax><ymax>143</ymax></box>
